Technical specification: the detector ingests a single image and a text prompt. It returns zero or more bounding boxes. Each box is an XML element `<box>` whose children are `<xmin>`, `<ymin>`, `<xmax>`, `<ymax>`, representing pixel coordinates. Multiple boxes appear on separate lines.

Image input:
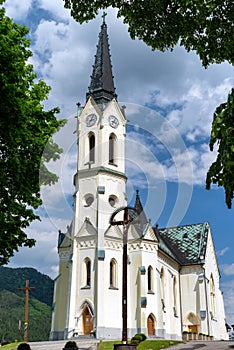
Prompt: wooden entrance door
<box><xmin>147</xmin><ymin>314</ymin><xmax>155</xmax><ymax>336</ymax></box>
<box><xmin>188</xmin><ymin>325</ymin><xmax>198</xmax><ymax>333</ymax></box>
<box><xmin>83</xmin><ymin>306</ymin><xmax>93</xmax><ymax>335</ymax></box>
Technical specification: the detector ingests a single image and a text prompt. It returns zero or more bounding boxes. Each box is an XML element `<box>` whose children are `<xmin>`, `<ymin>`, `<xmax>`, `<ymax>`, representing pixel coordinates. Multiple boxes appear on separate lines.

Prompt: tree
<box><xmin>0</xmin><ymin>2</ymin><xmax>66</xmax><ymax>264</ymax></box>
<box><xmin>63</xmin><ymin>0</ymin><xmax>234</xmax><ymax>207</ymax></box>
<box><xmin>206</xmin><ymin>88</ymin><xmax>234</xmax><ymax>209</ymax></box>
<box><xmin>63</xmin><ymin>0</ymin><xmax>233</xmax><ymax>68</ymax></box>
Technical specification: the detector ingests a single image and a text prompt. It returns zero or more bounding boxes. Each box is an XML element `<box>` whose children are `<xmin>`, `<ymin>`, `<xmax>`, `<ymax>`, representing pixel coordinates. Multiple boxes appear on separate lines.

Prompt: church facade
<box><xmin>50</xmin><ymin>20</ymin><xmax>228</xmax><ymax>341</ymax></box>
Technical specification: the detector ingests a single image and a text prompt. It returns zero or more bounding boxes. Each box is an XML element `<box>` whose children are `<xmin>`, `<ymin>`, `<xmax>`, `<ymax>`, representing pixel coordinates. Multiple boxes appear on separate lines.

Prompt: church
<box><xmin>50</xmin><ymin>18</ymin><xmax>228</xmax><ymax>341</ymax></box>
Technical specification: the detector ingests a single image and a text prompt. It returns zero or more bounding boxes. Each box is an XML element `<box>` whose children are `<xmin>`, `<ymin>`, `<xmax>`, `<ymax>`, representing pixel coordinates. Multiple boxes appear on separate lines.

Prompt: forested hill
<box><xmin>0</xmin><ymin>266</ymin><xmax>53</xmax><ymax>306</ymax></box>
<box><xmin>0</xmin><ymin>267</ymin><xmax>54</xmax><ymax>342</ymax></box>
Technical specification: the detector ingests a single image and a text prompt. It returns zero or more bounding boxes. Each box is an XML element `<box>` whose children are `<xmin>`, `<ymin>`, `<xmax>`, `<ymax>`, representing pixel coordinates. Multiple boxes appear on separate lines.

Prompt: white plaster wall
<box><xmin>203</xmin><ymin>229</ymin><xmax>228</xmax><ymax>340</ymax></box>
<box><xmin>157</xmin><ymin>255</ymin><xmax>181</xmax><ymax>339</ymax></box>
<box><xmin>77</xmin><ymin>98</ymin><xmax>126</xmax><ymax>173</ymax></box>
<box><xmin>180</xmin><ymin>266</ymin><xmax>202</xmax><ymax>332</ymax></box>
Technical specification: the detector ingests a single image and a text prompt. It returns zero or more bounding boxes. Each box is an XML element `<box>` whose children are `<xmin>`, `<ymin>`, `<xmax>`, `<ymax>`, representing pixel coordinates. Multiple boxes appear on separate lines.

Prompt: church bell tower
<box><xmin>50</xmin><ymin>16</ymin><xmax>128</xmax><ymax>340</ymax></box>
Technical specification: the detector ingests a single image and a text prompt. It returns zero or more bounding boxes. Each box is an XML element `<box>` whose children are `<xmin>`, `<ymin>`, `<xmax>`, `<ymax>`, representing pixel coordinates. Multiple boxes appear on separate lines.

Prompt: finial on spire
<box><xmin>136</xmin><ymin>189</ymin><xmax>139</xmax><ymax>197</ymax></box>
<box><xmin>102</xmin><ymin>11</ymin><xmax>107</xmax><ymax>24</ymax></box>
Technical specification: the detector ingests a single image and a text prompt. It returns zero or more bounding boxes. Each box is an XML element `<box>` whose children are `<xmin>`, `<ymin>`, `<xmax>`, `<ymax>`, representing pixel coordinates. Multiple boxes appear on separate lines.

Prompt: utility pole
<box><xmin>19</xmin><ymin>280</ymin><xmax>36</xmax><ymax>342</ymax></box>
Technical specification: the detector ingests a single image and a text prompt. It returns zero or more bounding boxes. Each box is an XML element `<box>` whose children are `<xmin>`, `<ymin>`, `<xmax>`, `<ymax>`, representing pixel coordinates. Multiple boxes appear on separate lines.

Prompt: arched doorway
<box><xmin>186</xmin><ymin>312</ymin><xmax>199</xmax><ymax>334</ymax></box>
<box><xmin>83</xmin><ymin>305</ymin><xmax>93</xmax><ymax>335</ymax></box>
<box><xmin>147</xmin><ymin>314</ymin><xmax>155</xmax><ymax>336</ymax></box>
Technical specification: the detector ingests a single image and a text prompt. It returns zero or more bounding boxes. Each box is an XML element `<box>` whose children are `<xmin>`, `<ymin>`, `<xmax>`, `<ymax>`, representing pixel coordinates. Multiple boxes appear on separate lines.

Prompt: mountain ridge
<box><xmin>0</xmin><ymin>266</ymin><xmax>54</xmax><ymax>342</ymax></box>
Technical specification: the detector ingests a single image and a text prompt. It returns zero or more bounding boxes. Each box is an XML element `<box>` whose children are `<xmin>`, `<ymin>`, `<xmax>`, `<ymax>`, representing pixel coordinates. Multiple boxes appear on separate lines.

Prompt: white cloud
<box><xmin>217</xmin><ymin>247</ymin><xmax>230</xmax><ymax>257</ymax></box>
<box><xmin>220</xmin><ymin>263</ymin><xmax>234</xmax><ymax>276</ymax></box>
<box><xmin>38</xmin><ymin>0</ymin><xmax>71</xmax><ymax>21</ymax></box>
<box><xmin>221</xmin><ymin>279</ymin><xmax>234</xmax><ymax>324</ymax></box>
<box><xmin>5</xmin><ymin>0</ymin><xmax>32</xmax><ymax>19</ymax></box>
<box><xmin>8</xmin><ymin>217</ymin><xmax>64</xmax><ymax>278</ymax></box>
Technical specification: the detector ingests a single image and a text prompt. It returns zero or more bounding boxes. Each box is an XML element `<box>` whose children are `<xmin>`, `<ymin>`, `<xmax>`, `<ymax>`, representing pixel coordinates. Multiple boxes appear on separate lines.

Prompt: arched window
<box><xmin>110</xmin><ymin>258</ymin><xmax>117</xmax><ymax>288</ymax></box>
<box><xmin>173</xmin><ymin>277</ymin><xmax>178</xmax><ymax>316</ymax></box>
<box><xmin>109</xmin><ymin>134</ymin><xmax>116</xmax><ymax>165</ymax></box>
<box><xmin>210</xmin><ymin>274</ymin><xmax>216</xmax><ymax>319</ymax></box>
<box><xmin>147</xmin><ymin>266</ymin><xmax>154</xmax><ymax>292</ymax></box>
<box><xmin>89</xmin><ymin>134</ymin><xmax>95</xmax><ymax>163</ymax></box>
<box><xmin>83</xmin><ymin>258</ymin><xmax>91</xmax><ymax>287</ymax></box>
<box><xmin>160</xmin><ymin>268</ymin><xmax>165</xmax><ymax>310</ymax></box>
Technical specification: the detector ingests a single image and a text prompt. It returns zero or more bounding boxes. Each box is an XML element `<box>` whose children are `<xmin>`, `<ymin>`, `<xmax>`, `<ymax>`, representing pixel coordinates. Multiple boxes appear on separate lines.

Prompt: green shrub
<box><xmin>131</xmin><ymin>333</ymin><xmax>147</xmax><ymax>343</ymax></box>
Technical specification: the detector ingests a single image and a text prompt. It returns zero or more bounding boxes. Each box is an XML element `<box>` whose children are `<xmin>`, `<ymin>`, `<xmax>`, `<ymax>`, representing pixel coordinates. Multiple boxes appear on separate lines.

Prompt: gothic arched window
<box><xmin>110</xmin><ymin>258</ymin><xmax>117</xmax><ymax>288</ymax></box>
<box><xmin>89</xmin><ymin>133</ymin><xmax>95</xmax><ymax>163</ymax></box>
<box><xmin>160</xmin><ymin>268</ymin><xmax>165</xmax><ymax>310</ymax></box>
<box><xmin>210</xmin><ymin>274</ymin><xmax>216</xmax><ymax>319</ymax></box>
<box><xmin>83</xmin><ymin>258</ymin><xmax>91</xmax><ymax>287</ymax></box>
<box><xmin>147</xmin><ymin>265</ymin><xmax>154</xmax><ymax>292</ymax></box>
<box><xmin>173</xmin><ymin>276</ymin><xmax>178</xmax><ymax>317</ymax></box>
<box><xmin>109</xmin><ymin>134</ymin><xmax>117</xmax><ymax>165</ymax></box>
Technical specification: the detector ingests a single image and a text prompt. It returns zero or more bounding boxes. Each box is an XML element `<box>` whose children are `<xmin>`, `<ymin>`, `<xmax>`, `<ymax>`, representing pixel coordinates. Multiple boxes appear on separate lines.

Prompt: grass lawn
<box><xmin>99</xmin><ymin>340</ymin><xmax>182</xmax><ymax>350</ymax></box>
<box><xmin>1</xmin><ymin>343</ymin><xmax>20</xmax><ymax>350</ymax></box>
<box><xmin>138</xmin><ymin>340</ymin><xmax>182</xmax><ymax>349</ymax></box>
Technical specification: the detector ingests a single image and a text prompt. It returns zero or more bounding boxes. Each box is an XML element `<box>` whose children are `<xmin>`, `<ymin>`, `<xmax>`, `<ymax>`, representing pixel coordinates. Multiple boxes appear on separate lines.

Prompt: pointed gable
<box><xmin>142</xmin><ymin>223</ymin><xmax>158</xmax><ymax>242</ymax></box>
<box><xmin>155</xmin><ymin>222</ymin><xmax>209</xmax><ymax>265</ymax></box>
<box><xmin>58</xmin><ymin>232</ymin><xmax>72</xmax><ymax>249</ymax></box>
<box><xmin>105</xmin><ymin>224</ymin><xmax>123</xmax><ymax>240</ymax></box>
<box><xmin>77</xmin><ymin>217</ymin><xmax>97</xmax><ymax>238</ymax></box>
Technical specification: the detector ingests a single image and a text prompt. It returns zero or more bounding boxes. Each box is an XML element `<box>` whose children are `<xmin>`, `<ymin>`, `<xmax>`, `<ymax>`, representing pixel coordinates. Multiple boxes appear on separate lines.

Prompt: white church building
<box><xmin>50</xmin><ymin>19</ymin><xmax>228</xmax><ymax>341</ymax></box>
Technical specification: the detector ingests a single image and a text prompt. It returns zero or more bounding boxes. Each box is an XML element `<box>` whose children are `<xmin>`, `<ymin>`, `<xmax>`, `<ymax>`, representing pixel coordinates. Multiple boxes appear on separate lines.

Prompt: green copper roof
<box><xmin>155</xmin><ymin>222</ymin><xmax>209</xmax><ymax>265</ymax></box>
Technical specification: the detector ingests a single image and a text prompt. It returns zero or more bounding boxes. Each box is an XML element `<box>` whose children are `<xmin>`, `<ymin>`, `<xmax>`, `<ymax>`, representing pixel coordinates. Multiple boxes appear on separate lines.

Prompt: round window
<box><xmin>109</xmin><ymin>195</ymin><xmax>117</xmax><ymax>207</ymax></box>
<box><xmin>84</xmin><ymin>194</ymin><xmax>94</xmax><ymax>207</ymax></box>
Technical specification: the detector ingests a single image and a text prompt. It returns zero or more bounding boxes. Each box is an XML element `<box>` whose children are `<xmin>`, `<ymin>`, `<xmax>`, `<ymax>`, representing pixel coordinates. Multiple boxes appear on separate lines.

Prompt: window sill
<box><xmin>109</xmin><ymin>286</ymin><xmax>119</xmax><ymax>290</ymax></box>
<box><xmin>109</xmin><ymin>162</ymin><xmax>118</xmax><ymax>167</ymax></box>
<box><xmin>81</xmin><ymin>285</ymin><xmax>91</xmax><ymax>290</ymax></box>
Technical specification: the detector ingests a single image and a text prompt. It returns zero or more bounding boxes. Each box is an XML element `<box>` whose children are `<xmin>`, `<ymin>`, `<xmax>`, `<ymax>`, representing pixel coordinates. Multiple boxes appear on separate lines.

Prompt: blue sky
<box><xmin>4</xmin><ymin>0</ymin><xmax>234</xmax><ymax>324</ymax></box>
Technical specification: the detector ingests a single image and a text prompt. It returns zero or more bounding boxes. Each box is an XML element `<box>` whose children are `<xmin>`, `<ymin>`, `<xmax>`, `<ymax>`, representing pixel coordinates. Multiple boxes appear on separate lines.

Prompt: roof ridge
<box><xmin>159</xmin><ymin>221</ymin><xmax>208</xmax><ymax>231</ymax></box>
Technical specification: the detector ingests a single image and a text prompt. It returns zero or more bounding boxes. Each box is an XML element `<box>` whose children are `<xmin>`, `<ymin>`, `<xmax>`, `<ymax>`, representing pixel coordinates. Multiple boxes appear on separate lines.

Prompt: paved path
<box><xmin>28</xmin><ymin>339</ymin><xmax>98</xmax><ymax>350</ymax></box>
<box><xmin>27</xmin><ymin>340</ymin><xmax>234</xmax><ymax>350</ymax></box>
<box><xmin>172</xmin><ymin>340</ymin><xmax>234</xmax><ymax>350</ymax></box>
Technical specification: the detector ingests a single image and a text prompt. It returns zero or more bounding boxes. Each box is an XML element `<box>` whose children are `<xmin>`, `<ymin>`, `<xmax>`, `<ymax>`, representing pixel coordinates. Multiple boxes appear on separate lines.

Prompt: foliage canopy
<box><xmin>206</xmin><ymin>88</ymin><xmax>234</xmax><ymax>209</ymax></box>
<box><xmin>63</xmin><ymin>0</ymin><xmax>233</xmax><ymax>68</ymax></box>
<box><xmin>0</xmin><ymin>3</ymin><xmax>66</xmax><ymax>264</ymax></box>
<box><xmin>63</xmin><ymin>0</ymin><xmax>234</xmax><ymax>208</ymax></box>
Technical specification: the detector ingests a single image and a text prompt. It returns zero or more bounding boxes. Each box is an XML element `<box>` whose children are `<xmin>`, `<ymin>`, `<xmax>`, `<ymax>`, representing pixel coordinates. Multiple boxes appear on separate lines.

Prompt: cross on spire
<box><xmin>102</xmin><ymin>11</ymin><xmax>107</xmax><ymax>24</ymax></box>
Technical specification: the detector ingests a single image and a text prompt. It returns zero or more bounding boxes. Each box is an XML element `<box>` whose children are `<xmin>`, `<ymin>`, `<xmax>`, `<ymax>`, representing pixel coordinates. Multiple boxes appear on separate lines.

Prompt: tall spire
<box><xmin>86</xmin><ymin>14</ymin><xmax>117</xmax><ymax>108</ymax></box>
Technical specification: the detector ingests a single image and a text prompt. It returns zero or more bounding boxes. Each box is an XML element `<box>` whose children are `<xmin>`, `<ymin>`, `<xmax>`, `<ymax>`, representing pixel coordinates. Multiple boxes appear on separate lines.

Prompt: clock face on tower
<box><xmin>86</xmin><ymin>113</ymin><xmax>97</xmax><ymax>127</ymax></box>
<box><xmin>108</xmin><ymin>115</ymin><xmax>119</xmax><ymax>128</ymax></box>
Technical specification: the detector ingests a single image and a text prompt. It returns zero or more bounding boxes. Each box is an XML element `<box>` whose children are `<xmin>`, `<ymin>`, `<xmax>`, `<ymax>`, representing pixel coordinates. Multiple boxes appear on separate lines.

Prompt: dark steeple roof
<box><xmin>134</xmin><ymin>189</ymin><xmax>148</xmax><ymax>230</ymax></box>
<box><xmin>86</xmin><ymin>17</ymin><xmax>117</xmax><ymax>108</ymax></box>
